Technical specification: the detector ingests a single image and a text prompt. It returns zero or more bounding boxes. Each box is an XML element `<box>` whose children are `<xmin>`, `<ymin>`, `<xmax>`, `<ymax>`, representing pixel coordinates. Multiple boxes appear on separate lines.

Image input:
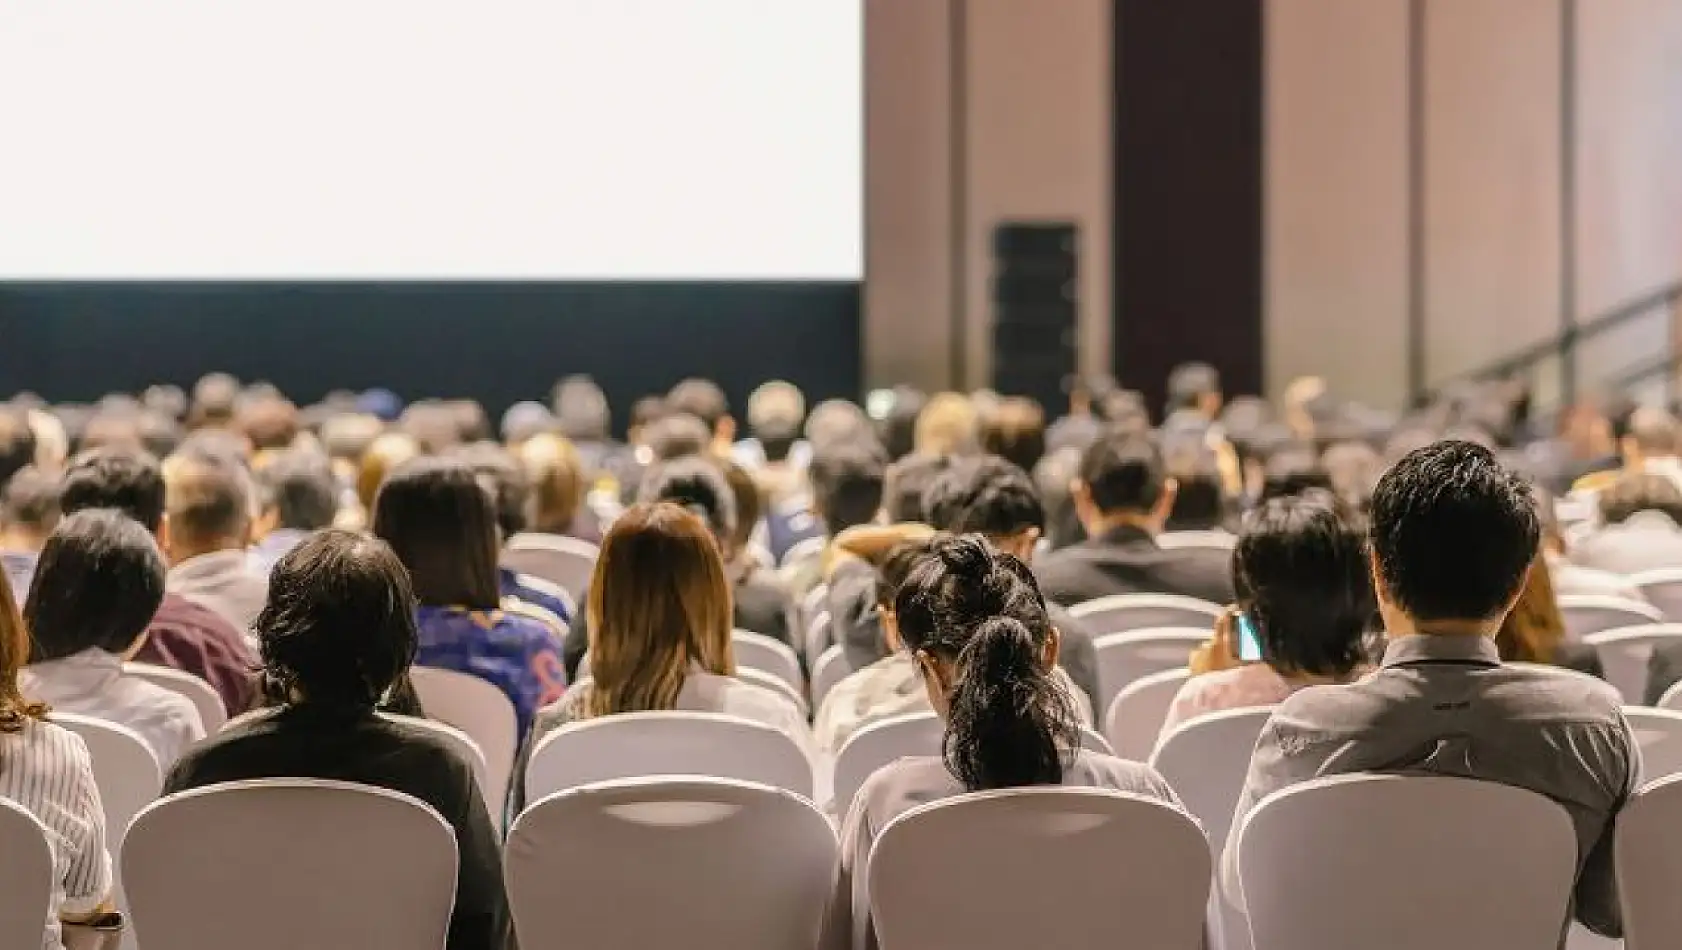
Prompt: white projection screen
<box><xmin>0</xmin><ymin>1</ymin><xmax>863</xmax><ymax>280</ymax></box>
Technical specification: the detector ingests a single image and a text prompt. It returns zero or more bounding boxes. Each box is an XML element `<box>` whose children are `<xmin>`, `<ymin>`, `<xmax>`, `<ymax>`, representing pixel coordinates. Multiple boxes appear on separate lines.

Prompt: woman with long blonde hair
<box><xmin>507</xmin><ymin>501</ymin><xmax>810</xmax><ymax>817</ymax></box>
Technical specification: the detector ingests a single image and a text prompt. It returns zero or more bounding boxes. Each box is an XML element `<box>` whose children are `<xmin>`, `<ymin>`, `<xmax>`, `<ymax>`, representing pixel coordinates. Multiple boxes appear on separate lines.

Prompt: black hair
<box><xmin>0</xmin><ymin>467</ymin><xmax>60</xmax><ymax>533</ymax></box>
<box><xmin>893</xmin><ymin>535</ymin><xmax>1078</xmax><ymax>792</ymax></box>
<box><xmin>258</xmin><ymin>529</ymin><xmax>418</xmax><ymax>709</ymax></box>
<box><xmin>921</xmin><ymin>456</ymin><xmax>1045</xmax><ymax>537</ymax></box>
<box><xmin>882</xmin><ymin>452</ymin><xmax>952</xmax><ymax>523</ymax></box>
<box><xmin>553</xmin><ymin>375</ymin><xmax>612</xmax><ymax>442</ymax></box>
<box><xmin>372</xmin><ymin>456</ymin><xmax>502</xmax><ymax>609</ymax></box>
<box><xmin>1599</xmin><ymin>471</ymin><xmax>1682</xmax><ymax>526</ymax></box>
<box><xmin>1259</xmin><ymin>446</ymin><xmax>1334</xmax><ymax>502</ymax></box>
<box><xmin>0</xmin><ymin>409</ymin><xmax>38</xmax><ymax>491</ymax></box>
<box><xmin>666</xmin><ymin>378</ymin><xmax>730</xmax><ymax>434</ymax></box>
<box><xmin>256</xmin><ymin>451</ymin><xmax>339</xmax><ymax>532</ymax></box>
<box><xmin>877</xmin><ymin>387</ymin><xmax>928</xmax><ymax>461</ymax></box>
<box><xmin>981</xmin><ymin>397</ymin><xmax>1047</xmax><ymax>473</ymax></box>
<box><xmin>59</xmin><ymin>448</ymin><xmax>167</xmax><ymax>534</ymax></box>
<box><xmin>644</xmin><ymin>413</ymin><xmax>713</xmax><ymax>463</ymax></box>
<box><xmin>874</xmin><ymin>536</ymin><xmax>939</xmax><ymax>610</ymax></box>
<box><xmin>1233</xmin><ymin>492</ymin><xmax>1373</xmax><ymax>678</ymax></box>
<box><xmin>809</xmin><ymin>443</ymin><xmax>887</xmax><ymax>534</ymax></box>
<box><xmin>1076</xmin><ymin>432</ymin><xmax>1165</xmax><ymax>515</ymax></box>
<box><xmin>758</xmin><ymin>422</ymin><xmax>801</xmax><ymax>464</ymax></box>
<box><xmin>718</xmin><ymin>459</ymin><xmax>763</xmax><ymax>555</ymax></box>
<box><xmin>1033</xmin><ymin>446</ymin><xmax>1087</xmax><ymax>549</ymax></box>
<box><xmin>25</xmin><ymin>509</ymin><xmax>167</xmax><ymax>660</ymax></box>
<box><xmin>452</xmin><ymin>442</ymin><xmax>530</xmax><ymax>538</ymax></box>
<box><xmin>638</xmin><ymin>455</ymin><xmax>738</xmax><ymax>547</ymax></box>
<box><xmin>1162</xmin><ymin>436</ymin><xmax>1227</xmax><ymax>531</ymax></box>
<box><xmin>1167</xmin><ymin>362</ymin><xmax>1221</xmax><ymax>411</ymax></box>
<box><xmin>1369</xmin><ymin>440</ymin><xmax>1540</xmax><ymax>622</ymax></box>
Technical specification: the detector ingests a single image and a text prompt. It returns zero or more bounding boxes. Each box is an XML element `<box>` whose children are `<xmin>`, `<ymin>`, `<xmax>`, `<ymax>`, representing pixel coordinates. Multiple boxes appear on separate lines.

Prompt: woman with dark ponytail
<box><xmin>820</xmin><ymin>535</ymin><xmax>1184</xmax><ymax>950</ymax></box>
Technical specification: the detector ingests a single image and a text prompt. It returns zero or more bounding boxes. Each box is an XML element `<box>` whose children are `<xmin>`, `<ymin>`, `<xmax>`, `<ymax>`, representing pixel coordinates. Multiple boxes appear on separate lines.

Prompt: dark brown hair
<box><xmin>372</xmin><ymin>457</ymin><xmax>501</xmax><ymax>609</ymax></box>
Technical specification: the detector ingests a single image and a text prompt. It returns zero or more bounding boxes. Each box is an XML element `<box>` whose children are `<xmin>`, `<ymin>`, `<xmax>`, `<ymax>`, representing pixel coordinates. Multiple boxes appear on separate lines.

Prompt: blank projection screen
<box><xmin>0</xmin><ymin>1</ymin><xmax>862</xmax><ymax>280</ymax></box>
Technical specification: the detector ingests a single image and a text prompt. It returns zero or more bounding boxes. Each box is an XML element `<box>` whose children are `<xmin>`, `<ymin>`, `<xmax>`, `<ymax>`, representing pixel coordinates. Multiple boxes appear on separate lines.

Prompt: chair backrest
<box><xmin>1237</xmin><ymin>774</ymin><xmax>1576</xmax><ymax>950</ymax></box>
<box><xmin>810</xmin><ymin>643</ymin><xmax>849</xmax><ymax>708</ymax></box>
<box><xmin>122</xmin><ymin>662</ymin><xmax>227</xmax><ymax>733</ymax></box>
<box><xmin>1623</xmin><ymin>707</ymin><xmax>1682</xmax><ymax>780</ymax></box>
<box><xmin>50</xmin><ymin>712</ymin><xmax>161</xmax><ymax>848</ymax></box>
<box><xmin>0</xmin><ymin>798</ymin><xmax>52</xmax><ymax>950</ymax></box>
<box><xmin>1632</xmin><ymin>568</ymin><xmax>1682</xmax><ymax>622</ymax></box>
<box><xmin>1156</xmin><ymin>530</ymin><xmax>1237</xmax><ymax>552</ymax></box>
<box><xmin>1581</xmin><ymin>623</ymin><xmax>1682</xmax><ymax>703</ymax></box>
<box><xmin>1091</xmin><ymin>629</ymin><xmax>1209</xmax><ymax>718</ymax></box>
<box><xmin>737</xmin><ymin>666</ymin><xmax>808</xmax><ymax>716</ymax></box>
<box><xmin>780</xmin><ymin>535</ymin><xmax>826</xmax><ymax>570</ymax></box>
<box><xmin>409</xmin><ymin>666</ymin><xmax>519</xmax><ymax>821</ymax></box>
<box><xmin>526</xmin><ymin>711</ymin><xmax>814</xmax><ymax>804</ymax></box>
<box><xmin>1104</xmin><ymin>667</ymin><xmax>1192</xmax><ymax>762</ymax></box>
<box><xmin>123</xmin><ymin>779</ymin><xmax>458</xmax><ymax>950</ymax></box>
<box><xmin>804</xmin><ymin>610</ymin><xmax>833</xmax><ymax>665</ymax></box>
<box><xmin>1068</xmin><ymin>593</ymin><xmax>1225</xmax><ymax>635</ymax></box>
<box><xmin>503</xmin><ymin>533</ymin><xmax>599</xmax><ymax>598</ymax></box>
<box><xmin>1616</xmin><ymin>772</ymin><xmax>1682</xmax><ymax>950</ymax></box>
<box><xmin>506</xmin><ymin>777</ymin><xmax>837</xmax><ymax>950</ymax></box>
<box><xmin>1559</xmin><ymin>594</ymin><xmax>1665</xmax><ymax>642</ymax></box>
<box><xmin>832</xmin><ymin>712</ymin><xmax>944</xmax><ymax>817</ymax></box>
<box><xmin>1659</xmin><ymin>678</ymin><xmax>1682</xmax><ymax>712</ymax></box>
<box><xmin>868</xmin><ymin>788</ymin><xmax>1210</xmax><ymax>950</ymax></box>
<box><xmin>381</xmin><ymin>713</ymin><xmax>495</xmax><ymax>819</ymax></box>
<box><xmin>732</xmin><ymin>630</ymin><xmax>803</xmax><ymax>695</ymax></box>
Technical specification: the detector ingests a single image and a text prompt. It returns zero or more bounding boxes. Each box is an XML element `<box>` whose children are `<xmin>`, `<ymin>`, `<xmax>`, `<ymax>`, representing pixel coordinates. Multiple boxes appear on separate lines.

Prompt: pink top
<box><xmin>1158</xmin><ymin>664</ymin><xmax>1298</xmax><ymax>745</ymax></box>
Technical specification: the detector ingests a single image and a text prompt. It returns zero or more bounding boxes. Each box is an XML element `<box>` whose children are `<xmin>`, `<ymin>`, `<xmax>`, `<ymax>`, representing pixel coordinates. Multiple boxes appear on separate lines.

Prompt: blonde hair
<box><xmin>585</xmin><ymin>502</ymin><xmax>735</xmax><ymax>717</ymax></box>
<box><xmin>518</xmin><ymin>433</ymin><xmax>585</xmax><ymax>533</ymax></box>
<box><xmin>0</xmin><ymin>571</ymin><xmax>47</xmax><ymax>734</ymax></box>
<box><xmin>356</xmin><ymin>432</ymin><xmax>421</xmax><ymax>515</ymax></box>
<box><xmin>915</xmin><ymin>392</ymin><xmax>980</xmax><ymax>456</ymax></box>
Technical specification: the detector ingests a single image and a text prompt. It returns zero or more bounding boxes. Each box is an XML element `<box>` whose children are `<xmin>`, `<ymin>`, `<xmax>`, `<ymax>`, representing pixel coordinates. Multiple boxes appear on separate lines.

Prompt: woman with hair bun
<box><xmin>819</xmin><ymin>535</ymin><xmax>1185</xmax><ymax>950</ymax></box>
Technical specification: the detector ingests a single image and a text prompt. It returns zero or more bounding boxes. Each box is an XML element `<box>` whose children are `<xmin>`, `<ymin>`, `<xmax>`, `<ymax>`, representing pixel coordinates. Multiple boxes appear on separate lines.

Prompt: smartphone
<box><xmin>1235</xmin><ymin>612</ymin><xmax>1263</xmax><ymax>663</ymax></box>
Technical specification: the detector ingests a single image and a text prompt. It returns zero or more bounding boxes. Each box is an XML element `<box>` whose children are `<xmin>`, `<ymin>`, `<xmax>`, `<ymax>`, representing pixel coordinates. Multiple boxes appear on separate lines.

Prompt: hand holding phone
<box><xmin>1235</xmin><ymin>612</ymin><xmax>1263</xmax><ymax>663</ymax></box>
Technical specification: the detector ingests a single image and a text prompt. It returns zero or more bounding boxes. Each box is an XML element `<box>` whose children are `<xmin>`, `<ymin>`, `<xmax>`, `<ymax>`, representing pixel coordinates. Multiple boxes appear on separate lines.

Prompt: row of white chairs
<box><xmin>11</xmin><ymin>768</ymin><xmax>1682</xmax><ymax>950</ymax></box>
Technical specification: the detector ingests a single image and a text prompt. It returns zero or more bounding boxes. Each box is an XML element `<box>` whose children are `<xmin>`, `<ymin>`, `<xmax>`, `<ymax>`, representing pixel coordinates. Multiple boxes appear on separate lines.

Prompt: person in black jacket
<box><xmin>1034</xmin><ymin>432</ymin><xmax>1235</xmax><ymax>609</ymax></box>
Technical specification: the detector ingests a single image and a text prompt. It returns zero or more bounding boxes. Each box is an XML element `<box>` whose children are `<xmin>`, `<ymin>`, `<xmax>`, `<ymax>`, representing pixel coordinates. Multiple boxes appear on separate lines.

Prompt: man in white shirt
<box><xmin>1572</xmin><ymin>471</ymin><xmax>1682</xmax><ymax>577</ymax></box>
<box><xmin>163</xmin><ymin>446</ymin><xmax>269</xmax><ymax>637</ymax></box>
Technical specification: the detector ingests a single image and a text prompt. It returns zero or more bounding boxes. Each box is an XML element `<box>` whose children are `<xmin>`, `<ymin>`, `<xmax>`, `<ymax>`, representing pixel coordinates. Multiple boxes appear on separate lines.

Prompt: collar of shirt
<box><xmin>1095</xmin><ymin>523</ymin><xmax>1156</xmax><ymax>547</ymax></box>
<box><xmin>22</xmin><ymin>647</ymin><xmax>125</xmax><ymax>696</ymax></box>
<box><xmin>168</xmin><ymin>549</ymin><xmax>254</xmax><ymax>586</ymax></box>
<box><xmin>1379</xmin><ymin>633</ymin><xmax>1502</xmax><ymax>669</ymax></box>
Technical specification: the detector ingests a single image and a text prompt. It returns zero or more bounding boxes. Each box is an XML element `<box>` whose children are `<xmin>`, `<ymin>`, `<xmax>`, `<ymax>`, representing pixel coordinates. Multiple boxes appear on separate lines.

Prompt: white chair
<box><xmin>382</xmin><ymin>713</ymin><xmax>495</xmax><ymax>819</ymax></box>
<box><xmin>832</xmin><ymin>712</ymin><xmax>944</xmax><ymax>817</ymax></box>
<box><xmin>1091</xmin><ymin>628</ymin><xmax>1210</xmax><ymax>717</ymax></box>
<box><xmin>1157</xmin><ymin>530</ymin><xmax>1238</xmax><ymax>552</ymax></box>
<box><xmin>732</xmin><ymin>630</ymin><xmax>803</xmax><ymax>695</ymax></box>
<box><xmin>1105</xmin><ymin>667</ymin><xmax>1191</xmax><ymax>762</ymax></box>
<box><xmin>1582</xmin><ymin>624</ymin><xmax>1682</xmax><ymax>703</ymax></box>
<box><xmin>51</xmin><ymin>713</ymin><xmax>162</xmax><ymax>846</ymax></box>
<box><xmin>1632</xmin><ymin>568</ymin><xmax>1682</xmax><ymax>622</ymax></box>
<box><xmin>1623</xmin><ymin>707</ymin><xmax>1682</xmax><ymax>779</ymax></box>
<box><xmin>810</xmin><ymin>643</ymin><xmax>850</xmax><ymax>709</ymax></box>
<box><xmin>1658</xmin><ymin>678</ymin><xmax>1682</xmax><ymax>712</ymax></box>
<box><xmin>526</xmin><ymin>711</ymin><xmax>814</xmax><ymax>804</ymax></box>
<box><xmin>780</xmin><ymin>535</ymin><xmax>826</xmax><ymax>570</ymax></box>
<box><xmin>123</xmin><ymin>779</ymin><xmax>458</xmax><ymax>950</ymax></box>
<box><xmin>1616</xmin><ymin>772</ymin><xmax>1682</xmax><ymax>950</ymax></box>
<box><xmin>123</xmin><ymin>662</ymin><xmax>228</xmax><ymax>733</ymax></box>
<box><xmin>503</xmin><ymin>533</ymin><xmax>599</xmax><ymax>599</ymax></box>
<box><xmin>869</xmin><ymin>788</ymin><xmax>1210</xmax><ymax>950</ymax></box>
<box><xmin>410</xmin><ymin>666</ymin><xmax>519</xmax><ymax>821</ymax></box>
<box><xmin>1237</xmin><ymin>775</ymin><xmax>1576</xmax><ymax>950</ymax></box>
<box><xmin>737</xmin><ymin>666</ymin><xmax>808</xmax><ymax>716</ymax></box>
<box><xmin>0</xmin><ymin>797</ymin><xmax>52</xmax><ymax>950</ymax></box>
<box><xmin>1150</xmin><ymin>707</ymin><xmax>1275</xmax><ymax>950</ymax></box>
<box><xmin>800</xmin><ymin>583</ymin><xmax>829</xmax><ymax>628</ymax></box>
<box><xmin>507</xmin><ymin>777</ymin><xmax>836</xmax><ymax>950</ymax></box>
<box><xmin>804</xmin><ymin>610</ymin><xmax>833</xmax><ymax>665</ymax></box>
<box><xmin>1069</xmin><ymin>593</ymin><xmax>1225</xmax><ymax>636</ymax></box>
<box><xmin>1560</xmin><ymin>594</ymin><xmax>1664</xmax><ymax>642</ymax></box>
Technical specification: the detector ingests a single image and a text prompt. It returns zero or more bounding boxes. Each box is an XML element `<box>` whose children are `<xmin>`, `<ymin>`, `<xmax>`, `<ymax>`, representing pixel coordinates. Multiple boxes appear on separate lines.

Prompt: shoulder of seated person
<box><xmin>1570</xmin><ymin>470</ymin><xmax>1619</xmax><ymax>494</ymax></box>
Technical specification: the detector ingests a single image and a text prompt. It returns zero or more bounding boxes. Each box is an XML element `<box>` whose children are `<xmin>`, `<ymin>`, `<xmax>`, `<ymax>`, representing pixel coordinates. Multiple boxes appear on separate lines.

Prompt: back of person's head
<box><xmin>0</xmin><ymin>408</ymin><xmax>39</xmax><ymax>491</ymax></box>
<box><xmin>399</xmin><ymin>402</ymin><xmax>465</xmax><ymax>454</ymax></box>
<box><xmin>876</xmin><ymin>386</ymin><xmax>928</xmax><ymax>461</ymax></box>
<box><xmin>446</xmin><ymin>400</ymin><xmax>492</xmax><ymax>445</ymax></box>
<box><xmin>638</xmin><ymin>455</ymin><xmax>738</xmax><ymax>549</ymax></box>
<box><xmin>77</xmin><ymin>410</ymin><xmax>145</xmax><ymax>454</ymax></box>
<box><xmin>1233</xmin><ymin>492</ymin><xmax>1373</xmax><ymax>679</ymax></box>
<box><xmin>1369</xmin><ymin>440</ymin><xmax>1539</xmax><ymax>624</ymax></box>
<box><xmin>1076</xmin><ymin>432</ymin><xmax>1166</xmax><ymax>517</ymax></box>
<box><xmin>874</xmin><ymin>535</ymin><xmax>940</xmax><ymax>612</ymax></box>
<box><xmin>666</xmin><ymin>378</ymin><xmax>731</xmax><ymax>439</ymax></box>
<box><xmin>644</xmin><ymin>413</ymin><xmax>713</xmax><ymax>463</ymax></box>
<box><xmin>1260</xmin><ymin>445</ymin><xmax>1333</xmax><ymax>502</ymax></box>
<box><xmin>806</xmin><ymin>398</ymin><xmax>876</xmax><ymax>452</ymax></box>
<box><xmin>1162</xmin><ymin>436</ymin><xmax>1227</xmax><ymax>531</ymax></box>
<box><xmin>1033</xmin><ymin>446</ymin><xmax>1087</xmax><ymax>549</ymax></box>
<box><xmin>585</xmin><ymin>502</ymin><xmax>734</xmax><ymax>717</ymax></box>
<box><xmin>883</xmin><ymin>452</ymin><xmax>952</xmax><ymax>523</ymax></box>
<box><xmin>137</xmin><ymin>411</ymin><xmax>185</xmax><ymax>460</ymax></box>
<box><xmin>1321</xmin><ymin>440</ymin><xmax>1383</xmax><ymax>514</ymax></box>
<box><xmin>255</xmin><ymin>450</ymin><xmax>338</xmax><ymax>533</ymax></box>
<box><xmin>372</xmin><ymin>456</ymin><xmax>501</xmax><ymax>609</ymax></box>
<box><xmin>553</xmin><ymin>375</ymin><xmax>612</xmax><ymax>442</ymax></box>
<box><xmin>921</xmin><ymin>456</ymin><xmax>1044</xmax><ymax>547</ymax></box>
<box><xmin>747</xmin><ymin>381</ymin><xmax>806</xmax><ymax>463</ymax></box>
<box><xmin>189</xmin><ymin>372</ymin><xmax>240</xmax><ymax>429</ymax></box>
<box><xmin>893</xmin><ymin>535</ymin><xmax>1078</xmax><ymax>791</ymax></box>
<box><xmin>163</xmin><ymin>447</ymin><xmax>256</xmax><ymax>554</ymax></box>
<box><xmin>717</xmin><ymin>459</ymin><xmax>763</xmax><ymax>557</ymax></box>
<box><xmin>1496</xmin><ymin>552</ymin><xmax>1566</xmax><ymax>664</ymax></box>
<box><xmin>320</xmin><ymin>413</ymin><xmax>383</xmax><ymax>464</ymax></box>
<box><xmin>1623</xmin><ymin>406</ymin><xmax>1680</xmax><ymax>460</ymax></box>
<box><xmin>0</xmin><ymin>559</ymin><xmax>45</xmax><ymax>733</ymax></box>
<box><xmin>981</xmin><ymin>397</ymin><xmax>1048</xmax><ymax>473</ymax></box>
<box><xmin>452</xmin><ymin>442</ymin><xmax>531</xmax><ymax>539</ymax></box>
<box><xmin>257</xmin><ymin>529</ymin><xmax>417</xmax><ymax>708</ymax></box>
<box><xmin>627</xmin><ymin>396</ymin><xmax>668</xmax><ymax>444</ymax></box>
<box><xmin>500</xmin><ymin>401</ymin><xmax>557</xmax><ymax>447</ymax></box>
<box><xmin>356</xmin><ymin>431</ymin><xmax>421</xmax><ymax>515</ymax></box>
<box><xmin>237</xmin><ymin>397</ymin><xmax>301</xmax><ymax>452</ymax></box>
<box><xmin>25</xmin><ymin>509</ymin><xmax>167</xmax><ymax>661</ymax></box>
<box><xmin>809</xmin><ymin>443</ymin><xmax>887</xmax><ymax>534</ymax></box>
<box><xmin>59</xmin><ymin>447</ymin><xmax>167</xmax><ymax>534</ymax></box>
<box><xmin>1599</xmin><ymin>470</ymin><xmax>1682</xmax><ymax>526</ymax></box>
<box><xmin>0</xmin><ymin>466</ymin><xmax>60</xmax><ymax>540</ymax></box>
<box><xmin>915</xmin><ymin>392</ymin><xmax>981</xmax><ymax>457</ymax></box>
<box><xmin>518</xmin><ymin>433</ymin><xmax>585</xmax><ymax>533</ymax></box>
<box><xmin>1167</xmin><ymin>361</ymin><xmax>1222</xmax><ymax>416</ymax></box>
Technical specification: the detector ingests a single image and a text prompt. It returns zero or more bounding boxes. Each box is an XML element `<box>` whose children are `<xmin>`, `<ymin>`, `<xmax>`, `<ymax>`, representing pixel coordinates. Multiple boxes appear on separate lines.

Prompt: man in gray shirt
<box><xmin>1225</xmin><ymin>440</ymin><xmax>1640</xmax><ymax>939</ymax></box>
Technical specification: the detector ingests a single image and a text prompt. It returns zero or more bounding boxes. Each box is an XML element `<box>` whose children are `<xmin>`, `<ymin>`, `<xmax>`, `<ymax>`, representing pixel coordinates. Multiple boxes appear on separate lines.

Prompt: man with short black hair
<box><xmin>1</xmin><ymin>466</ymin><xmax>59</xmax><ymax>601</ymax></box>
<box><xmin>250</xmin><ymin>451</ymin><xmax>339</xmax><ymax>574</ymax></box>
<box><xmin>1033</xmin><ymin>433</ymin><xmax>1233</xmax><ymax>607</ymax></box>
<box><xmin>1167</xmin><ymin>361</ymin><xmax>1222</xmax><ymax>419</ymax></box>
<box><xmin>1224</xmin><ymin>441</ymin><xmax>1638</xmax><ymax>938</ymax></box>
<box><xmin>163</xmin><ymin>447</ymin><xmax>270</xmax><ymax>636</ymax></box>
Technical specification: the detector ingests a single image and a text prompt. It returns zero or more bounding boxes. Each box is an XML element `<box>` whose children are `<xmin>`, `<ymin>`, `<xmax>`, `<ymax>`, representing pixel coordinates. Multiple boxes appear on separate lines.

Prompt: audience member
<box><xmin>1033</xmin><ymin>445</ymin><xmax>1087</xmax><ymax>550</ymax></box>
<box><xmin>667</xmin><ymin>377</ymin><xmax>735</xmax><ymax>457</ymax></box>
<box><xmin>913</xmin><ymin>392</ymin><xmax>980</xmax><ymax>457</ymax></box>
<box><xmin>820</xmin><ymin>535</ymin><xmax>1183</xmax><ymax>950</ymax></box>
<box><xmin>1321</xmin><ymin>439</ymin><xmax>1383</xmax><ymax>514</ymax></box>
<box><xmin>0</xmin><ymin>407</ymin><xmax>39</xmax><ymax>491</ymax></box>
<box><xmin>643</xmin><ymin>412</ymin><xmax>713</xmax><ymax>464</ymax></box>
<box><xmin>1</xmin><ymin>466</ymin><xmax>59</xmax><ymax>602</ymax></box>
<box><xmin>1258</xmin><ymin>443</ymin><xmax>1334</xmax><ymax>501</ymax></box>
<box><xmin>881</xmin><ymin>452</ymin><xmax>952</xmax><ymax>525</ymax></box>
<box><xmin>498</xmin><ymin>401</ymin><xmax>555</xmax><ymax>448</ymax></box>
<box><xmin>514</xmin><ymin>433</ymin><xmax>601</xmax><ymax>544</ymax></box>
<box><xmin>1495</xmin><ymin>552</ymin><xmax>1604</xmax><ymax>678</ymax></box>
<box><xmin>1167</xmin><ymin>361</ymin><xmax>1223</xmax><ymax>421</ymax></box>
<box><xmin>875</xmin><ymin>386</ymin><xmax>928</xmax><ymax>461</ymax></box>
<box><xmin>59</xmin><ymin>448</ymin><xmax>258</xmax><ymax>715</ymax></box>
<box><xmin>735</xmin><ymin>379</ymin><xmax>809</xmax><ymax>479</ymax></box>
<box><xmin>23</xmin><ymin>509</ymin><xmax>206</xmax><ymax>767</ymax></box>
<box><xmin>1224</xmin><ymin>441</ymin><xmax>1637</xmax><ymax>938</ymax></box>
<box><xmin>236</xmin><ymin>396</ymin><xmax>301</xmax><ymax>452</ymax></box>
<box><xmin>980</xmin><ymin>396</ymin><xmax>1047</xmax><ymax>474</ymax></box>
<box><xmin>509</xmin><ymin>502</ymin><xmax>810</xmax><ymax>817</ymax></box>
<box><xmin>1161</xmin><ymin>436</ymin><xmax>1231</xmax><ymax>534</ymax></box>
<box><xmin>784</xmin><ymin>443</ymin><xmax>887</xmax><ymax>596</ymax></box>
<box><xmin>453</xmin><ymin>443</ymin><xmax>574</xmax><ymax>626</ymax></box>
<box><xmin>1532</xmin><ymin>485</ymin><xmax>1645</xmax><ymax>601</ymax></box>
<box><xmin>1574</xmin><ymin>405</ymin><xmax>1682</xmax><ymax>495</ymax></box>
<box><xmin>161</xmin><ymin>447</ymin><xmax>270</xmax><ymax>636</ymax></box>
<box><xmin>164</xmin><ymin>530</ymin><xmax>508</xmax><ymax>950</ymax></box>
<box><xmin>356</xmin><ymin>431</ymin><xmax>421</xmax><ymax>524</ymax></box>
<box><xmin>1160</xmin><ymin>493</ymin><xmax>1373</xmax><ymax>739</ymax></box>
<box><xmin>1034</xmin><ymin>432</ymin><xmax>1234</xmax><ymax>607</ymax></box>
<box><xmin>1572</xmin><ymin>470</ymin><xmax>1682</xmax><ymax>575</ymax></box>
<box><xmin>187</xmin><ymin>372</ymin><xmax>240</xmax><ymax>431</ymax></box>
<box><xmin>0</xmin><ymin>570</ymin><xmax>114</xmax><ymax>950</ymax></box>
<box><xmin>250</xmin><ymin>450</ymin><xmax>338</xmax><ymax>574</ymax></box>
<box><xmin>552</xmin><ymin>375</ymin><xmax>616</xmax><ymax>469</ymax></box>
<box><xmin>372</xmin><ymin>457</ymin><xmax>566</xmax><ymax>741</ymax></box>
<box><xmin>806</xmin><ymin>398</ymin><xmax>876</xmax><ymax>454</ymax></box>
